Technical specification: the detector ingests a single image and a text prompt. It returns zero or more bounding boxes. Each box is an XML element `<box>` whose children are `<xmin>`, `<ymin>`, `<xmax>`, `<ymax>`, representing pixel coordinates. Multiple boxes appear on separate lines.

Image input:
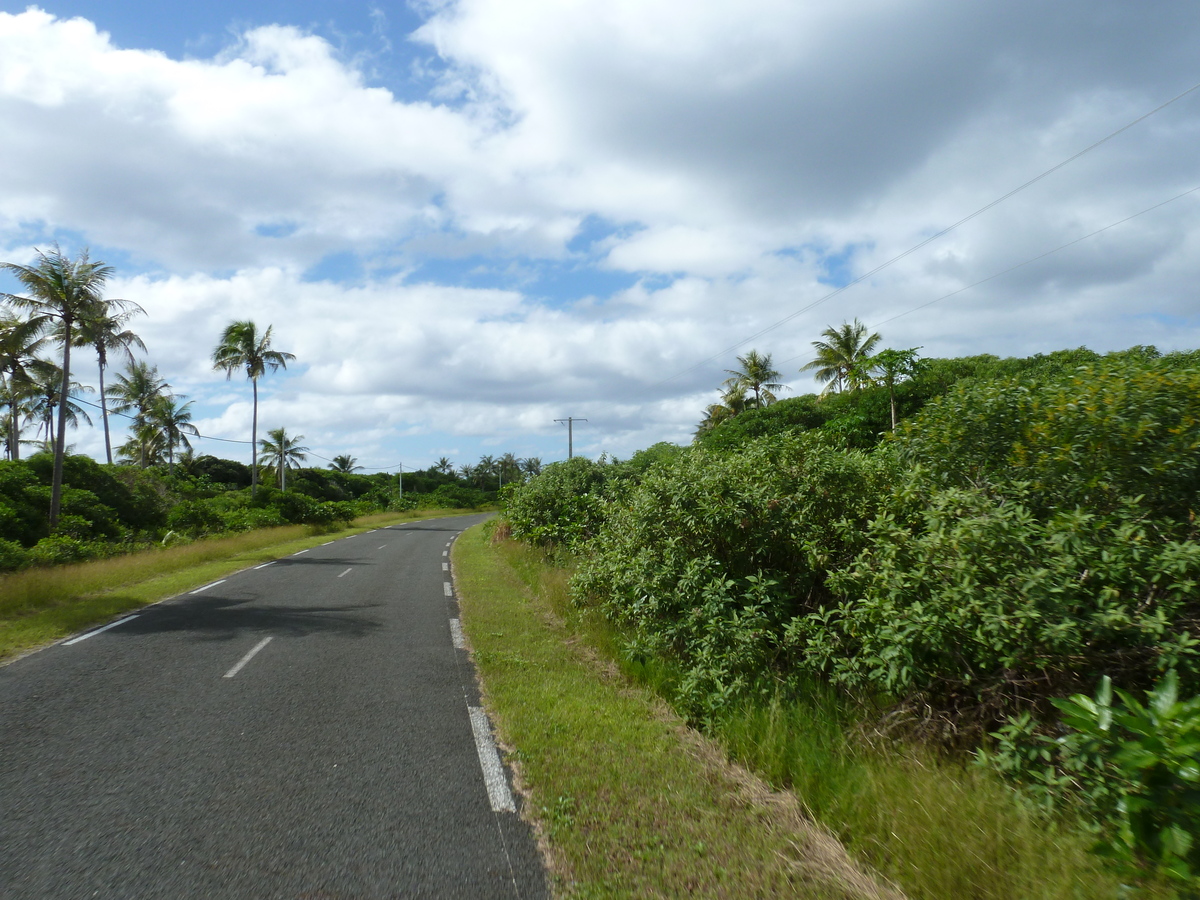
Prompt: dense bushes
<box><xmin>0</xmin><ymin>450</ymin><xmax>490</xmax><ymax>572</ymax></box>
<box><xmin>504</xmin><ymin>346</ymin><xmax>1200</xmax><ymax>884</ymax></box>
<box><xmin>572</xmin><ymin>434</ymin><xmax>896</xmax><ymax>718</ymax></box>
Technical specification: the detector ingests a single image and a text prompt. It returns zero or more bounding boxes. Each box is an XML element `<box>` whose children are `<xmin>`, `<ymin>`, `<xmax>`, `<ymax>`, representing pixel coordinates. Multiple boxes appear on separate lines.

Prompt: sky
<box><xmin>1</xmin><ymin>1</ymin><xmax>1198</xmax><ymax>472</ymax></box>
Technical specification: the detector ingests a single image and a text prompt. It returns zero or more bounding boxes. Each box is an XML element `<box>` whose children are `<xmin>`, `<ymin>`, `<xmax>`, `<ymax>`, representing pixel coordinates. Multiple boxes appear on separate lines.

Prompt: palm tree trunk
<box><xmin>889</xmin><ymin>384</ymin><xmax>897</xmax><ymax>431</ymax></box>
<box><xmin>251</xmin><ymin>377</ymin><xmax>259</xmax><ymax>497</ymax></box>
<box><xmin>9</xmin><ymin>399</ymin><xmax>18</xmax><ymax>462</ymax></box>
<box><xmin>50</xmin><ymin>329</ymin><xmax>71</xmax><ymax>527</ymax></box>
<box><xmin>98</xmin><ymin>356</ymin><xmax>112</xmax><ymax>465</ymax></box>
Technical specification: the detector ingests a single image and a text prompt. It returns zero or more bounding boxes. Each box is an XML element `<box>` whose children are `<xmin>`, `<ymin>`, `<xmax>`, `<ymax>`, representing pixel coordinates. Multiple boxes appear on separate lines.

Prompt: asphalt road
<box><xmin>0</xmin><ymin>514</ymin><xmax>547</xmax><ymax>899</ymax></box>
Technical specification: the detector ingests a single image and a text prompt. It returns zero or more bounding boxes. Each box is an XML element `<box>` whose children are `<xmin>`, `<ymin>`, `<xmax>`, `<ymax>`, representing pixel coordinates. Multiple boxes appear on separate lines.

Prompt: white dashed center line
<box><xmin>378</xmin><ymin>545</ymin><xmax>386</xmax><ymax>550</ymax></box>
<box><xmin>338</xmin><ymin>567</ymin><xmax>352</xmax><ymax>578</ymax></box>
<box><xmin>224</xmin><ymin>637</ymin><xmax>273</xmax><ymax>679</ymax></box>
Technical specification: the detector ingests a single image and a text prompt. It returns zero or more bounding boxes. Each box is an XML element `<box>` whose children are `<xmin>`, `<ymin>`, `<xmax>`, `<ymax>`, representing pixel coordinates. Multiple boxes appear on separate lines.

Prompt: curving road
<box><xmin>0</xmin><ymin>514</ymin><xmax>547</xmax><ymax>899</ymax></box>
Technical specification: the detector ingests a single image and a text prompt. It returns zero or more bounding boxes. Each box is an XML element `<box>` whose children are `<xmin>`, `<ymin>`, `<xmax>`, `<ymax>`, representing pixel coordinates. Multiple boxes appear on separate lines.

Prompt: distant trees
<box><xmin>259</xmin><ymin>427</ymin><xmax>309</xmax><ymax>492</ymax></box>
<box><xmin>212</xmin><ymin>321</ymin><xmax>295</xmax><ymax>497</ymax></box>
<box><xmin>0</xmin><ymin>312</ymin><xmax>53</xmax><ymax>461</ymax></box>
<box><xmin>329</xmin><ymin>454</ymin><xmax>361</xmax><ymax>473</ymax></box>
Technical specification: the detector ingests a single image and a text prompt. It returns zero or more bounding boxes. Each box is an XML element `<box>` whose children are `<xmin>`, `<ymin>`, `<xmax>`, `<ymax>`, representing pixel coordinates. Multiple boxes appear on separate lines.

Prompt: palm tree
<box><xmin>26</xmin><ymin>365</ymin><xmax>92</xmax><ymax>451</ymax></box>
<box><xmin>117</xmin><ymin>422</ymin><xmax>166</xmax><ymax>468</ymax></box>
<box><xmin>1</xmin><ymin>246</ymin><xmax>114</xmax><ymax>525</ymax></box>
<box><xmin>259</xmin><ymin>427</ymin><xmax>308</xmax><ymax>492</ymax></box>
<box><xmin>329</xmin><ymin>454</ymin><xmax>361</xmax><ymax>473</ymax></box>
<box><xmin>800</xmin><ymin>319</ymin><xmax>882</xmax><ymax>395</ymax></box>
<box><xmin>520</xmin><ymin>457</ymin><xmax>542</xmax><ymax>478</ymax></box>
<box><xmin>476</xmin><ymin>454</ymin><xmax>497</xmax><ymax>490</ymax></box>
<box><xmin>109</xmin><ymin>361</ymin><xmax>169</xmax><ymax>467</ymax></box>
<box><xmin>498</xmin><ymin>452</ymin><xmax>521</xmax><ymax>488</ymax></box>
<box><xmin>212</xmin><ymin>321</ymin><xmax>295</xmax><ymax>497</ymax></box>
<box><xmin>0</xmin><ymin>312</ymin><xmax>52</xmax><ymax>460</ymax></box>
<box><xmin>148</xmin><ymin>395</ymin><xmax>199</xmax><ymax>473</ymax></box>
<box><xmin>434</xmin><ymin>456</ymin><xmax>454</xmax><ymax>475</ymax></box>
<box><xmin>73</xmin><ymin>300</ymin><xmax>145</xmax><ymax>464</ymax></box>
<box><xmin>724</xmin><ymin>349</ymin><xmax>784</xmax><ymax>409</ymax></box>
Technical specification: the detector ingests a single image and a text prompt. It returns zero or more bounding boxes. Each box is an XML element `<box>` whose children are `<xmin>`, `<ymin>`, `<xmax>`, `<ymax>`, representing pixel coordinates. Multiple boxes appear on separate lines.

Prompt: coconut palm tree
<box><xmin>26</xmin><ymin>365</ymin><xmax>92</xmax><ymax>451</ymax></box>
<box><xmin>1</xmin><ymin>246</ymin><xmax>114</xmax><ymax>525</ymax></box>
<box><xmin>109</xmin><ymin>360</ymin><xmax>168</xmax><ymax>427</ymax></box>
<box><xmin>329</xmin><ymin>454</ymin><xmax>361</xmax><ymax>473</ymax></box>
<box><xmin>117</xmin><ymin>422</ymin><xmax>166</xmax><ymax>468</ymax></box>
<box><xmin>434</xmin><ymin>456</ymin><xmax>454</xmax><ymax>475</ymax></box>
<box><xmin>800</xmin><ymin>319</ymin><xmax>882</xmax><ymax>395</ymax></box>
<box><xmin>0</xmin><ymin>312</ymin><xmax>53</xmax><ymax>460</ymax></box>
<box><xmin>520</xmin><ymin>457</ymin><xmax>542</xmax><ymax>478</ymax></box>
<box><xmin>723</xmin><ymin>349</ymin><xmax>784</xmax><ymax>409</ymax></box>
<box><xmin>148</xmin><ymin>395</ymin><xmax>199</xmax><ymax>473</ymax></box>
<box><xmin>73</xmin><ymin>300</ymin><xmax>145</xmax><ymax>464</ymax></box>
<box><xmin>212</xmin><ymin>321</ymin><xmax>295</xmax><ymax>497</ymax></box>
<box><xmin>259</xmin><ymin>427</ymin><xmax>309</xmax><ymax>492</ymax></box>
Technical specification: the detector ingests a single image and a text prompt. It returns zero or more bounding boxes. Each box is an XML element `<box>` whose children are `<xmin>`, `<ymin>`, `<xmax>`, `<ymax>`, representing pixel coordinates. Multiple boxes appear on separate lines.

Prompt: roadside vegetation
<box><xmin>453</xmin><ymin>524</ymin><xmax>899</xmax><ymax>900</ymax></box>
<box><xmin>501</xmin><ymin>337</ymin><xmax>1199</xmax><ymax>897</ymax></box>
<box><xmin>0</xmin><ymin>507</ymin><xmax>473</xmax><ymax>662</ymax></box>
<box><xmin>0</xmin><ymin>245</ymin><xmax>540</xmax><ymax>575</ymax></box>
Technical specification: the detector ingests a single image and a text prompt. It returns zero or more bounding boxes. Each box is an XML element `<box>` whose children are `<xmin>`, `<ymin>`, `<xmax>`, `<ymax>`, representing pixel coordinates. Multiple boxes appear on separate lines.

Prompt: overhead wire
<box><xmin>656</xmin><ymin>78</ymin><xmax>1200</xmax><ymax>387</ymax></box>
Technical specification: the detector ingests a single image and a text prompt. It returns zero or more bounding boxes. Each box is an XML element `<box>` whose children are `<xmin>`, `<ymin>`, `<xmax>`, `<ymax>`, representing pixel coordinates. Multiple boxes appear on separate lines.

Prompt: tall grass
<box><xmin>495</xmin><ymin>536</ymin><xmax>1172</xmax><ymax>900</ymax></box>
<box><xmin>711</xmin><ymin>695</ymin><xmax>1161</xmax><ymax>900</ymax></box>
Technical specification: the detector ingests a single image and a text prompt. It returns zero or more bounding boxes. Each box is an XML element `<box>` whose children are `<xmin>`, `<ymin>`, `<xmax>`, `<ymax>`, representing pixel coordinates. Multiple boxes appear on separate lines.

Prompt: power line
<box><xmin>778</xmin><ymin>182</ymin><xmax>1200</xmax><ymax>367</ymax></box>
<box><xmin>655</xmin><ymin>78</ymin><xmax>1200</xmax><ymax>387</ymax></box>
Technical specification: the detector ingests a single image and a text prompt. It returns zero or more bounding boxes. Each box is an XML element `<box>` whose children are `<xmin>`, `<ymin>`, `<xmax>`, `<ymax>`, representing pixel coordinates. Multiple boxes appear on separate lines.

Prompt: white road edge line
<box><xmin>443</xmin><ymin>582</ymin><xmax>453</xmax><ymax>597</ymax></box>
<box><xmin>442</xmin><ymin>550</ymin><xmax>448</xmax><ymax>557</ymax></box>
<box><xmin>469</xmin><ymin>707</ymin><xmax>516</xmax><ymax>813</ymax></box>
<box><xmin>442</xmin><ymin>562</ymin><xmax>449</xmax><ymax>571</ymax></box>
<box><xmin>293</xmin><ymin>549</ymin><xmax>309</xmax><ymax>556</ymax></box>
<box><xmin>190</xmin><ymin>579</ymin><xmax>226</xmax><ymax>594</ymax></box>
<box><xmin>378</xmin><ymin>545</ymin><xmax>386</xmax><ymax>550</ymax></box>
<box><xmin>254</xmin><ymin>561</ymin><xmax>276</xmax><ymax>570</ymax></box>
<box><xmin>338</xmin><ymin>567</ymin><xmax>353</xmax><ymax>578</ymax></box>
<box><xmin>64</xmin><ymin>615</ymin><xmax>139</xmax><ymax>646</ymax></box>
<box><xmin>322</xmin><ymin>541</ymin><xmax>335</xmax><ymax>546</ymax></box>
<box><xmin>224</xmin><ymin>636</ymin><xmax>273</xmax><ymax>679</ymax></box>
<box><xmin>449</xmin><ymin>618</ymin><xmax>465</xmax><ymax>649</ymax></box>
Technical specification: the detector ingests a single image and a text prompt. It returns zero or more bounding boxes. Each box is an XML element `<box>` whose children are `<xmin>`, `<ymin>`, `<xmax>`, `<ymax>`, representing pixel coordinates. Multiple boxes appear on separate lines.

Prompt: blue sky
<box><xmin>1</xmin><ymin>1</ymin><xmax>1199</xmax><ymax>471</ymax></box>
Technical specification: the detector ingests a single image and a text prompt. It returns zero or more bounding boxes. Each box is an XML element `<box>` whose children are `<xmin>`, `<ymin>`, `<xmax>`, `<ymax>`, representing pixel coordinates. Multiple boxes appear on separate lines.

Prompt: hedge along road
<box><xmin>0</xmin><ymin>513</ymin><xmax>547</xmax><ymax>899</ymax></box>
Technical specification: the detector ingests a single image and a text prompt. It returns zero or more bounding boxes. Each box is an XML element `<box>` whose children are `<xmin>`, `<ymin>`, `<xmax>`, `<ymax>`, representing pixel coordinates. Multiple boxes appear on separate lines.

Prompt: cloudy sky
<box><xmin>1</xmin><ymin>1</ymin><xmax>1198</xmax><ymax>470</ymax></box>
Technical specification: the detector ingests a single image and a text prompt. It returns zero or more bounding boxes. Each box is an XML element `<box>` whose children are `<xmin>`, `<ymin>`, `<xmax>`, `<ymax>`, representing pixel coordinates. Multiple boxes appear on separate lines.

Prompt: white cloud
<box><xmin>2</xmin><ymin>2</ymin><xmax>1200</xmax><ymax>464</ymax></box>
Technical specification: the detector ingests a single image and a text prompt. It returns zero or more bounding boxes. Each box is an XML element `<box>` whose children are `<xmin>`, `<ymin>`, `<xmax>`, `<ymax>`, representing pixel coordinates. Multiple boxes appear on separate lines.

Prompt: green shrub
<box><xmin>506</xmin><ymin>456</ymin><xmax>628</xmax><ymax>550</ymax></box>
<box><xmin>799</xmin><ymin>485</ymin><xmax>1200</xmax><ymax>728</ymax></box>
<box><xmin>982</xmin><ymin>671</ymin><xmax>1200</xmax><ymax>887</ymax></box>
<box><xmin>897</xmin><ymin>357</ymin><xmax>1200</xmax><ymax>525</ymax></box>
<box><xmin>571</xmin><ymin>433</ymin><xmax>897</xmax><ymax>719</ymax></box>
<box><xmin>0</xmin><ymin>538</ymin><xmax>28</xmax><ymax>572</ymax></box>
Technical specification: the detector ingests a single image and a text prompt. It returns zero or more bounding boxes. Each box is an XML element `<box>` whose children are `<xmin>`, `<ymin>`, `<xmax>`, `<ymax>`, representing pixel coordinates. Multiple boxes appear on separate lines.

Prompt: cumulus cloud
<box><xmin>1</xmin><ymin>2</ymin><xmax>1199</xmax><ymax>464</ymax></box>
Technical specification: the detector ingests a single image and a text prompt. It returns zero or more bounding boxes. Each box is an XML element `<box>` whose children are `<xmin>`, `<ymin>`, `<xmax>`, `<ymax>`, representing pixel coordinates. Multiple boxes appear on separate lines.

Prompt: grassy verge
<box><xmin>453</xmin><ymin>525</ymin><xmax>899</xmax><ymax>900</ymax></box>
<box><xmin>0</xmin><ymin>507</ymin><xmax>477</xmax><ymax>663</ymax></box>
<box><xmin>455</xmin><ymin>529</ymin><xmax>1174</xmax><ymax>900</ymax></box>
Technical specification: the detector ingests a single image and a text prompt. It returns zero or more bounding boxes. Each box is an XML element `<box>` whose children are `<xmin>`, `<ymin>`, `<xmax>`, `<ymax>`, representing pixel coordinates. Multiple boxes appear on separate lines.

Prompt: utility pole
<box><xmin>554</xmin><ymin>417</ymin><xmax>588</xmax><ymax>459</ymax></box>
<box><xmin>398</xmin><ymin>463</ymin><xmax>403</xmax><ymax>499</ymax></box>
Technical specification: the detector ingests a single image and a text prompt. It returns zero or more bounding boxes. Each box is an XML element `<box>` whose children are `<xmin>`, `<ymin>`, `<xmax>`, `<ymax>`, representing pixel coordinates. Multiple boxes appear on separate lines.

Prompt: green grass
<box><xmin>0</xmin><ymin>507</ymin><xmax>476</xmax><ymax>663</ymax></box>
<box><xmin>453</xmin><ymin>525</ymin><xmax>898</xmax><ymax>900</ymax></box>
<box><xmin>711</xmin><ymin>697</ymin><xmax>1164</xmax><ymax>900</ymax></box>
<box><xmin>456</xmin><ymin>529</ymin><xmax>1176</xmax><ymax>900</ymax></box>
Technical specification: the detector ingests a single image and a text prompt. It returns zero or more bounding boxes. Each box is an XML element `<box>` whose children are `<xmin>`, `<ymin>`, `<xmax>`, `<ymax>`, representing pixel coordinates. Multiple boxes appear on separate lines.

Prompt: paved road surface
<box><xmin>0</xmin><ymin>514</ymin><xmax>547</xmax><ymax>899</ymax></box>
